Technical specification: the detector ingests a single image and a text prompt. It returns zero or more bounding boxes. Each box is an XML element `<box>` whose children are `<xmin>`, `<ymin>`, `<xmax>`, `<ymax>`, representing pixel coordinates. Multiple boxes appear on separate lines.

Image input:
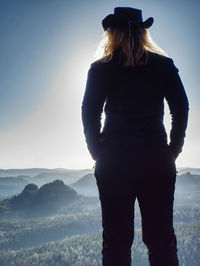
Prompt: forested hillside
<box><xmin>0</xmin><ymin>168</ymin><xmax>199</xmax><ymax>265</ymax></box>
<box><xmin>0</xmin><ymin>223</ymin><xmax>199</xmax><ymax>266</ymax></box>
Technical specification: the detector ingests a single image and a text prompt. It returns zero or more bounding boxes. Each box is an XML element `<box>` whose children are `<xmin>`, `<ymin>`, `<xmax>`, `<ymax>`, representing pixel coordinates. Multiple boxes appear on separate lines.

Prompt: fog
<box><xmin>0</xmin><ymin>168</ymin><xmax>199</xmax><ymax>265</ymax></box>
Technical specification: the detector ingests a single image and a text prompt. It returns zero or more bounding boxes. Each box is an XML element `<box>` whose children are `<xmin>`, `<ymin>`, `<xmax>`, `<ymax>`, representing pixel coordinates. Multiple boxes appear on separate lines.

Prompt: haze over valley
<box><xmin>0</xmin><ymin>167</ymin><xmax>199</xmax><ymax>265</ymax></box>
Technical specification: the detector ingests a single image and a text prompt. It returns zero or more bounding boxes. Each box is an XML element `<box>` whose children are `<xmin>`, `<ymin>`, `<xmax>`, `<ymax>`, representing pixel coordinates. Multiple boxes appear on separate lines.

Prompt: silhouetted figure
<box><xmin>82</xmin><ymin>7</ymin><xmax>189</xmax><ymax>266</ymax></box>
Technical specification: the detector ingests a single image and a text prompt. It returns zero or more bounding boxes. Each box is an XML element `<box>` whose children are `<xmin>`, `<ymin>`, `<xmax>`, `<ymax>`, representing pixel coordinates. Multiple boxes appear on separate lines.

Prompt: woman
<box><xmin>81</xmin><ymin>7</ymin><xmax>189</xmax><ymax>266</ymax></box>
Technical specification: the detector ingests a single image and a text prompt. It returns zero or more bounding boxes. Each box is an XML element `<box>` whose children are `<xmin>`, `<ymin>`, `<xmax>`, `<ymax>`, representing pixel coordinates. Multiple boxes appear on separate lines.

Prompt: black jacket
<box><xmin>81</xmin><ymin>50</ymin><xmax>189</xmax><ymax>160</ymax></box>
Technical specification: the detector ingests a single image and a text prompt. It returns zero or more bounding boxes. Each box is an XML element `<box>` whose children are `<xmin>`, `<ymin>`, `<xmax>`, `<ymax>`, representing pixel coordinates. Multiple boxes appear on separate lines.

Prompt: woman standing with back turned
<box><xmin>82</xmin><ymin>7</ymin><xmax>189</xmax><ymax>266</ymax></box>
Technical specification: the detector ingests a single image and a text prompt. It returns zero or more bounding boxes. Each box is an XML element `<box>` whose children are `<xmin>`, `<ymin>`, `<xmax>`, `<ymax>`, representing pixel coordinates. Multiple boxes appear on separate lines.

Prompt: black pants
<box><xmin>94</xmin><ymin>139</ymin><xmax>179</xmax><ymax>266</ymax></box>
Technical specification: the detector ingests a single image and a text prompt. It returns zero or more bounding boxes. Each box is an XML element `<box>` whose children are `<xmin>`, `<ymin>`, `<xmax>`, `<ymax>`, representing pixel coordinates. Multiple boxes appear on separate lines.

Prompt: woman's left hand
<box><xmin>92</xmin><ymin>162</ymin><xmax>96</xmax><ymax>170</ymax></box>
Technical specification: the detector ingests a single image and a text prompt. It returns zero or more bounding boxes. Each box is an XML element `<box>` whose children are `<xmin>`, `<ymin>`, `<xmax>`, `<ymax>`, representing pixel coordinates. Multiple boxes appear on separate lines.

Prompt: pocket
<box><xmin>96</xmin><ymin>140</ymin><xmax>111</xmax><ymax>161</ymax></box>
<box><xmin>96</xmin><ymin>141</ymin><xmax>106</xmax><ymax>160</ymax></box>
<box><xmin>166</xmin><ymin>144</ymin><xmax>175</xmax><ymax>161</ymax></box>
<box><xmin>166</xmin><ymin>145</ymin><xmax>177</xmax><ymax>176</ymax></box>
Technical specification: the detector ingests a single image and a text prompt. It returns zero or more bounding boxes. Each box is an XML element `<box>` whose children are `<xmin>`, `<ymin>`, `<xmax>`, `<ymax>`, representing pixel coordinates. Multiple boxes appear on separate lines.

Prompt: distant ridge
<box><xmin>0</xmin><ymin>180</ymin><xmax>78</xmax><ymax>217</ymax></box>
<box><xmin>177</xmin><ymin>167</ymin><xmax>200</xmax><ymax>175</ymax></box>
<box><xmin>176</xmin><ymin>172</ymin><xmax>200</xmax><ymax>189</ymax></box>
<box><xmin>0</xmin><ymin>168</ymin><xmax>94</xmax><ymax>200</ymax></box>
<box><xmin>71</xmin><ymin>174</ymin><xmax>96</xmax><ymax>188</ymax></box>
<box><xmin>0</xmin><ymin>168</ymin><xmax>93</xmax><ymax>178</ymax></box>
<box><xmin>71</xmin><ymin>174</ymin><xmax>98</xmax><ymax>196</ymax></box>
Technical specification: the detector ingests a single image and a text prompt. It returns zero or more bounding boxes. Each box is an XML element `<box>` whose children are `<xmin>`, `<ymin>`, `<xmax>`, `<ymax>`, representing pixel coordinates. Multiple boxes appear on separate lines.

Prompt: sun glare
<box><xmin>94</xmin><ymin>32</ymin><xmax>107</xmax><ymax>61</ymax></box>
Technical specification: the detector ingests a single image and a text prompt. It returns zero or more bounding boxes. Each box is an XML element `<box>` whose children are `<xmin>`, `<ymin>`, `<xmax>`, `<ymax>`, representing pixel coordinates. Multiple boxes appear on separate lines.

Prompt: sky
<box><xmin>0</xmin><ymin>0</ymin><xmax>199</xmax><ymax>169</ymax></box>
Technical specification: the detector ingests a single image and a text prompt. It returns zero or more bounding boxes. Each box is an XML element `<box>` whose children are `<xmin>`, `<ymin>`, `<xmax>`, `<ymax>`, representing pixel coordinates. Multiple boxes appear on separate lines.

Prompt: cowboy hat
<box><xmin>102</xmin><ymin>7</ymin><xmax>154</xmax><ymax>30</ymax></box>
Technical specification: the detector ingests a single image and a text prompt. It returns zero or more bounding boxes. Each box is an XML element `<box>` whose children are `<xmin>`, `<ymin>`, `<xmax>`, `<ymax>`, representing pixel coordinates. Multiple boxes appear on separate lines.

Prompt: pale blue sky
<box><xmin>0</xmin><ymin>0</ymin><xmax>199</xmax><ymax>169</ymax></box>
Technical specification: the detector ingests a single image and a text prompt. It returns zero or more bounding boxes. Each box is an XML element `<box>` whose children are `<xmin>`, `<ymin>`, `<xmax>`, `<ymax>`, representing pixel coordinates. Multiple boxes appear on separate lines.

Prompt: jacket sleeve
<box><xmin>81</xmin><ymin>63</ymin><xmax>108</xmax><ymax>160</ymax></box>
<box><xmin>164</xmin><ymin>58</ymin><xmax>189</xmax><ymax>159</ymax></box>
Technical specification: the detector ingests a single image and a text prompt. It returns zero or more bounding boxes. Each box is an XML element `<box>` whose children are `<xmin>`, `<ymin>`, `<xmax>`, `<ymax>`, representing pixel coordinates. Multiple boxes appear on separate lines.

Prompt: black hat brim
<box><xmin>102</xmin><ymin>15</ymin><xmax>154</xmax><ymax>30</ymax></box>
<box><xmin>142</xmin><ymin>17</ymin><xmax>154</xmax><ymax>29</ymax></box>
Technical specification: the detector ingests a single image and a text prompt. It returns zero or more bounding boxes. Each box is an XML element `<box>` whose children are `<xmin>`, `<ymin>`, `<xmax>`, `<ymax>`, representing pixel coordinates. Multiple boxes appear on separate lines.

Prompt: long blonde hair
<box><xmin>95</xmin><ymin>25</ymin><xmax>167</xmax><ymax>67</ymax></box>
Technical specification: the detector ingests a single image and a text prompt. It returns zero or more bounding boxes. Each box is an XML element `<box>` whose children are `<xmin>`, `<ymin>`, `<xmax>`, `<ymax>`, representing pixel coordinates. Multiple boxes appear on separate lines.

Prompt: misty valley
<box><xmin>0</xmin><ymin>168</ymin><xmax>199</xmax><ymax>266</ymax></box>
